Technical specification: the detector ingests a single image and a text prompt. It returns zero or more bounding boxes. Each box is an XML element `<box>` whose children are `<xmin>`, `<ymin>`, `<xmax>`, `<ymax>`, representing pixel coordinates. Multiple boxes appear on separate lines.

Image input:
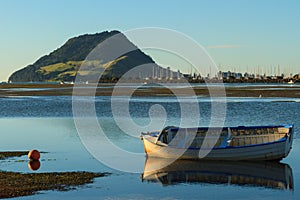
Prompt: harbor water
<box><xmin>0</xmin><ymin>92</ymin><xmax>300</xmax><ymax>199</ymax></box>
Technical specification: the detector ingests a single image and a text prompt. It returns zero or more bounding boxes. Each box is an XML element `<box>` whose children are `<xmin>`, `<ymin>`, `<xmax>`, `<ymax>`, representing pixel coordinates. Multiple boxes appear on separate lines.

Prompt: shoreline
<box><xmin>1</xmin><ymin>83</ymin><xmax>300</xmax><ymax>98</ymax></box>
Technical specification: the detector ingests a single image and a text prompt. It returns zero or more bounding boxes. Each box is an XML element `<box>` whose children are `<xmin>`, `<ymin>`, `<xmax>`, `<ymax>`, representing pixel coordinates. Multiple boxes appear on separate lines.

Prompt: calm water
<box><xmin>1</xmin><ymin>93</ymin><xmax>300</xmax><ymax>199</ymax></box>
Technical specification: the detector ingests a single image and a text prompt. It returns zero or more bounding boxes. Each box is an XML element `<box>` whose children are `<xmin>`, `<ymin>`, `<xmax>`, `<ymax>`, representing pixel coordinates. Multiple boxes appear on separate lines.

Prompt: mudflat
<box><xmin>1</xmin><ymin>83</ymin><xmax>300</xmax><ymax>98</ymax></box>
<box><xmin>0</xmin><ymin>151</ymin><xmax>109</xmax><ymax>199</ymax></box>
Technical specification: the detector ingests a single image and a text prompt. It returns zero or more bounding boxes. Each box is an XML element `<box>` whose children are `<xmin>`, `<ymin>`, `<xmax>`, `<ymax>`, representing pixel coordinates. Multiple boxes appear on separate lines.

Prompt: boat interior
<box><xmin>158</xmin><ymin>126</ymin><xmax>291</xmax><ymax>148</ymax></box>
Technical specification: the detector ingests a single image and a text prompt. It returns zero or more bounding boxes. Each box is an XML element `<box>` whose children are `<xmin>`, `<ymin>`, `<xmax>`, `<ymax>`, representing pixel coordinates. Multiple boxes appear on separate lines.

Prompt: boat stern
<box><xmin>285</xmin><ymin>124</ymin><xmax>294</xmax><ymax>156</ymax></box>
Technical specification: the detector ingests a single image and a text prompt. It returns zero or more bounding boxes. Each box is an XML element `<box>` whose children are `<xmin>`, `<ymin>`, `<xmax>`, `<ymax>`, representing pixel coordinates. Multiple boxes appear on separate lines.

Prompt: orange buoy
<box><xmin>28</xmin><ymin>160</ymin><xmax>41</xmax><ymax>171</ymax></box>
<box><xmin>28</xmin><ymin>149</ymin><xmax>40</xmax><ymax>160</ymax></box>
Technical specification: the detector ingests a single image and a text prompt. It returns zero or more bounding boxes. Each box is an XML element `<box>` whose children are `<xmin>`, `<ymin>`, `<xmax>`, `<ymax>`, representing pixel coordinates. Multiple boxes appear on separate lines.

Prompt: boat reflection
<box><xmin>141</xmin><ymin>157</ymin><xmax>293</xmax><ymax>190</ymax></box>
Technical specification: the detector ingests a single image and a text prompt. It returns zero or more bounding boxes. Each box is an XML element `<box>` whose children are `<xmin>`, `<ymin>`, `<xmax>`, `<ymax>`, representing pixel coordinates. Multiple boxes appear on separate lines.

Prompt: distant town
<box><xmin>2</xmin><ymin>64</ymin><xmax>299</xmax><ymax>84</ymax></box>
<box><xmin>129</xmin><ymin>64</ymin><xmax>300</xmax><ymax>84</ymax></box>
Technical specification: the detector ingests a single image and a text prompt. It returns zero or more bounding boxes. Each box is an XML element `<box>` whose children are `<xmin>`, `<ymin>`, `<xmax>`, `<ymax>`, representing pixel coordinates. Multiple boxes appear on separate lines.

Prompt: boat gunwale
<box><xmin>168</xmin><ymin>124</ymin><xmax>293</xmax><ymax>132</ymax></box>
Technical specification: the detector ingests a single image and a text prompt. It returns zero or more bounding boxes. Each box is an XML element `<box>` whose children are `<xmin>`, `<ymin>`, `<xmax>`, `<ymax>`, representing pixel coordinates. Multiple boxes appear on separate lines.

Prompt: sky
<box><xmin>0</xmin><ymin>0</ymin><xmax>299</xmax><ymax>81</ymax></box>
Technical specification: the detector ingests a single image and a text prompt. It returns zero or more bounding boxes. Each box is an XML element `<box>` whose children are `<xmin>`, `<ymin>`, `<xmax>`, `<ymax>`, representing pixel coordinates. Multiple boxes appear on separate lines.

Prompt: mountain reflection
<box><xmin>141</xmin><ymin>158</ymin><xmax>293</xmax><ymax>190</ymax></box>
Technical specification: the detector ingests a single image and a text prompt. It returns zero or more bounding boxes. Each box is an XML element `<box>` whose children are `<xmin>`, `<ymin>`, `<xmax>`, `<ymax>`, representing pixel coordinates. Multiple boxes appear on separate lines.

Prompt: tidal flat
<box><xmin>1</xmin><ymin>83</ymin><xmax>300</xmax><ymax>97</ymax></box>
<box><xmin>0</xmin><ymin>151</ymin><xmax>109</xmax><ymax>199</ymax></box>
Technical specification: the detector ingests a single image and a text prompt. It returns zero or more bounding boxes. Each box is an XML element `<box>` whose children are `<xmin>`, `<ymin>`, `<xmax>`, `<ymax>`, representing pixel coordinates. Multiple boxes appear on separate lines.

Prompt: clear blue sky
<box><xmin>0</xmin><ymin>0</ymin><xmax>299</xmax><ymax>81</ymax></box>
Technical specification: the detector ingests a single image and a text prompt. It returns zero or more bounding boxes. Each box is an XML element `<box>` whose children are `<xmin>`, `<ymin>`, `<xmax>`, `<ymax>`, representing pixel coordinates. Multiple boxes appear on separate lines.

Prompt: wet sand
<box><xmin>1</xmin><ymin>83</ymin><xmax>300</xmax><ymax>98</ymax></box>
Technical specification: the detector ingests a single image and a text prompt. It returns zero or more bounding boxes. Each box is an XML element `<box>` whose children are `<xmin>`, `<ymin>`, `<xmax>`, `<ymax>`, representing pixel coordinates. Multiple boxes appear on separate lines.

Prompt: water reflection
<box><xmin>142</xmin><ymin>157</ymin><xmax>293</xmax><ymax>190</ymax></box>
<box><xmin>28</xmin><ymin>160</ymin><xmax>41</xmax><ymax>171</ymax></box>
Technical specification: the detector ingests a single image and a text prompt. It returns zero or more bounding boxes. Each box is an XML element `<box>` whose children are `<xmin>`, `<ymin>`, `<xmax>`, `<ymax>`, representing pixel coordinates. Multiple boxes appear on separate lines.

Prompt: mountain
<box><xmin>8</xmin><ymin>30</ymin><xmax>157</xmax><ymax>82</ymax></box>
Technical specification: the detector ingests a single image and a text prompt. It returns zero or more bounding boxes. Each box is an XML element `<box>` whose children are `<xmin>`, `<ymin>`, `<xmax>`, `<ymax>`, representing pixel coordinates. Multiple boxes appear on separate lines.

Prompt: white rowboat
<box><xmin>140</xmin><ymin>125</ymin><xmax>294</xmax><ymax>161</ymax></box>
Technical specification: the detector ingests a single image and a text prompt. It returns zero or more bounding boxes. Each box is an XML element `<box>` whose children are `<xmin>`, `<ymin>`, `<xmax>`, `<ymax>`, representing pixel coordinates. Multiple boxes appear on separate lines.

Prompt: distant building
<box><xmin>235</xmin><ymin>73</ymin><xmax>243</xmax><ymax>80</ymax></box>
<box><xmin>244</xmin><ymin>73</ymin><xmax>255</xmax><ymax>79</ymax></box>
<box><xmin>183</xmin><ymin>74</ymin><xmax>190</xmax><ymax>79</ymax></box>
<box><xmin>166</xmin><ymin>67</ymin><xmax>171</xmax><ymax>79</ymax></box>
<box><xmin>177</xmin><ymin>70</ymin><xmax>182</xmax><ymax>79</ymax></box>
<box><xmin>221</xmin><ymin>71</ymin><xmax>238</xmax><ymax>80</ymax></box>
